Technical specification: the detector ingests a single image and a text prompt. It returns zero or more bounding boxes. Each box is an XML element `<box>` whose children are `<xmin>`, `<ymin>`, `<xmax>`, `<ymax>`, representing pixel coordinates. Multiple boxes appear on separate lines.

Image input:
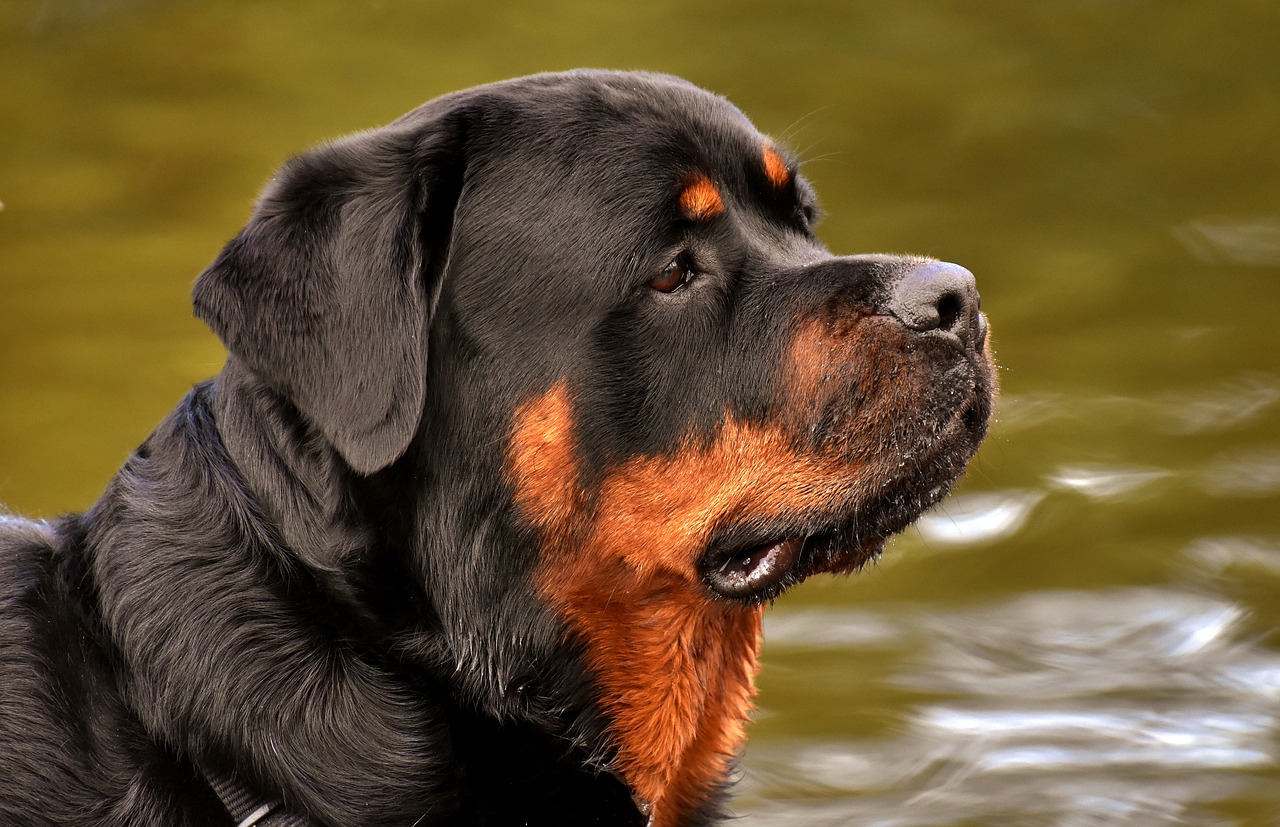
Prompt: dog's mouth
<box><xmin>701</xmin><ymin>520</ymin><xmax>893</xmax><ymax>603</ymax></box>
<box><xmin>700</xmin><ymin>390</ymin><xmax>989</xmax><ymax>604</ymax></box>
<box><xmin>704</xmin><ymin>536</ymin><xmax>807</xmax><ymax>599</ymax></box>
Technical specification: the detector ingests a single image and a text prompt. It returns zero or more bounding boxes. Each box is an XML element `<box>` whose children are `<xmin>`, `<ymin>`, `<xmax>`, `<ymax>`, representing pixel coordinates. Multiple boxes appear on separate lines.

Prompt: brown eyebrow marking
<box><xmin>678</xmin><ymin>173</ymin><xmax>725</xmax><ymax>221</ymax></box>
<box><xmin>762</xmin><ymin>143</ymin><xmax>791</xmax><ymax>189</ymax></box>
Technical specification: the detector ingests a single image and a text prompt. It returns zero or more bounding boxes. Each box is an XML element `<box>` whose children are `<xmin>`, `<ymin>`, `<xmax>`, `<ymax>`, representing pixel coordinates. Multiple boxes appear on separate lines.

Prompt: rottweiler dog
<box><xmin>0</xmin><ymin>70</ymin><xmax>994</xmax><ymax>826</ymax></box>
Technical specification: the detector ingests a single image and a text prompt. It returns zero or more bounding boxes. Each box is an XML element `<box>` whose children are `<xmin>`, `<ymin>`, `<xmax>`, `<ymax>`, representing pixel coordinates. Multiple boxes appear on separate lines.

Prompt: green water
<box><xmin>3</xmin><ymin>2</ymin><xmax>1279</xmax><ymax>823</ymax></box>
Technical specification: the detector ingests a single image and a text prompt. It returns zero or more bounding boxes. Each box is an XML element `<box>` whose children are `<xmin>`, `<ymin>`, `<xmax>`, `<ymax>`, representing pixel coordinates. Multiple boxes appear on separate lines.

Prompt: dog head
<box><xmin>194</xmin><ymin>70</ymin><xmax>994</xmax><ymax>825</ymax></box>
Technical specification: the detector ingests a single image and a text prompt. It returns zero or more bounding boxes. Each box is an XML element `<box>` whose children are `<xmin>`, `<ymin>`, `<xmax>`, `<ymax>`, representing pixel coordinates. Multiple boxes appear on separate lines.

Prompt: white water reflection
<box><xmin>914</xmin><ymin>490</ymin><xmax>1043</xmax><ymax>546</ymax></box>
<box><xmin>745</xmin><ymin>587</ymin><xmax>1280</xmax><ymax>825</ymax></box>
<box><xmin>907</xmin><ymin>590</ymin><xmax>1254</xmax><ymax>696</ymax></box>
<box><xmin>919</xmin><ymin>707</ymin><xmax>1274</xmax><ymax>771</ymax></box>
<box><xmin>764</xmin><ymin>609</ymin><xmax>904</xmax><ymax>649</ymax></box>
<box><xmin>1155</xmin><ymin>373</ymin><xmax>1280</xmax><ymax>435</ymax></box>
<box><xmin>1175</xmin><ymin>215</ymin><xmax>1280</xmax><ymax>267</ymax></box>
<box><xmin>1047</xmin><ymin>463</ymin><xmax>1171</xmax><ymax>499</ymax></box>
<box><xmin>1185</xmin><ymin>535</ymin><xmax>1280</xmax><ymax>576</ymax></box>
<box><xmin>993</xmin><ymin>372</ymin><xmax>1280</xmax><ymax>437</ymax></box>
<box><xmin>1200</xmin><ymin>447</ymin><xmax>1280</xmax><ymax>498</ymax></box>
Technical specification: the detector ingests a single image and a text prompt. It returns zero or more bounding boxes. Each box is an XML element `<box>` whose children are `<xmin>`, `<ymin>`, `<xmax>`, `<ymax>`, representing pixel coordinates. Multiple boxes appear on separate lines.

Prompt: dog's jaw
<box><xmin>505</xmin><ymin>304</ymin><xmax>993</xmax><ymax>823</ymax></box>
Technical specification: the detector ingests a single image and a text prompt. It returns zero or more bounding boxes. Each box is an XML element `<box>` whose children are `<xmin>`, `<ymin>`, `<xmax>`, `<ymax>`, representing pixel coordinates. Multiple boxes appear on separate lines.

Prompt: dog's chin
<box><xmin>700</xmin><ymin>392</ymin><xmax>990</xmax><ymax>605</ymax></box>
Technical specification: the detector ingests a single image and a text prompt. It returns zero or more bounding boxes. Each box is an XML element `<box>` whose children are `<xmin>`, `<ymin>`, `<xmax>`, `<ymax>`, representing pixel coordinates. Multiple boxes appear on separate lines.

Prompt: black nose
<box><xmin>887</xmin><ymin>260</ymin><xmax>983</xmax><ymax>345</ymax></box>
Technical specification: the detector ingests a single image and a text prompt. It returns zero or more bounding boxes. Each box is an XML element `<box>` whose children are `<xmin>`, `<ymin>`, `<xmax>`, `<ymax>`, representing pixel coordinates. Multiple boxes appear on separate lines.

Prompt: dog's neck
<box><xmin>86</xmin><ymin>365</ymin><xmax>654</xmax><ymax>824</ymax></box>
<box><xmin>211</xmin><ymin>357</ymin><xmax>371</xmax><ymax>573</ymax></box>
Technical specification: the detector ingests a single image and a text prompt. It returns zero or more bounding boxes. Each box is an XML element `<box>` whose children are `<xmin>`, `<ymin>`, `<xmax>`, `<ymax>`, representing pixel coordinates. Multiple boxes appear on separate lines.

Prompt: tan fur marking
<box><xmin>507</xmin><ymin>381</ymin><xmax>581</xmax><ymax>539</ymax></box>
<box><xmin>678</xmin><ymin>174</ymin><xmax>725</xmax><ymax>221</ymax></box>
<box><xmin>762</xmin><ymin>144</ymin><xmax>790</xmax><ymax>189</ymax></box>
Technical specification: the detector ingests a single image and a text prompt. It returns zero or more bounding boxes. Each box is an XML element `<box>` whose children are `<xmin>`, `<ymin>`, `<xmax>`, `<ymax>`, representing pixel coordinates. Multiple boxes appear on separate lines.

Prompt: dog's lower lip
<box><xmin>709</xmin><ymin>537</ymin><xmax>804</xmax><ymax>599</ymax></box>
<box><xmin>810</xmin><ymin>535</ymin><xmax>886</xmax><ymax>576</ymax></box>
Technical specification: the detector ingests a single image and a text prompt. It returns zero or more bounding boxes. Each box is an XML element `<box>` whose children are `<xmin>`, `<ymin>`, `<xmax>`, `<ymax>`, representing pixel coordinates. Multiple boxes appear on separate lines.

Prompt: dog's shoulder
<box><xmin>0</xmin><ymin>513</ymin><xmax>62</xmax><ymax>650</ymax></box>
<box><xmin>0</xmin><ymin>516</ymin><xmax>98</xmax><ymax>819</ymax></box>
<box><xmin>0</xmin><ymin>515</ymin><xmax>231</xmax><ymax>825</ymax></box>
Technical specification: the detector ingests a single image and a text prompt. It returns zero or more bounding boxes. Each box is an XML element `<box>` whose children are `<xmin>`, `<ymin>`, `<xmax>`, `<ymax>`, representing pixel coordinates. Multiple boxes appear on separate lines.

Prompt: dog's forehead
<box><xmin>465</xmin><ymin>71</ymin><xmax>778</xmax><ymax>198</ymax></box>
<box><xmin>506</xmin><ymin>70</ymin><xmax>760</xmax><ymax>142</ymax></box>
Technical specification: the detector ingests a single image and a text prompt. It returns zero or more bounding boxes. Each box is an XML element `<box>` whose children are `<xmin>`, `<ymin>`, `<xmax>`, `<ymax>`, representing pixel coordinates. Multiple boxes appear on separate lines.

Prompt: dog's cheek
<box><xmin>506</xmin><ymin>380</ymin><xmax>584</xmax><ymax>542</ymax></box>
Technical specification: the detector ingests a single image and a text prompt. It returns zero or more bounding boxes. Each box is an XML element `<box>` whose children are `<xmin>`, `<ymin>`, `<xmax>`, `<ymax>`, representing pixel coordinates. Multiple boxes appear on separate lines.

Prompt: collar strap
<box><xmin>204</xmin><ymin>767</ymin><xmax>312</xmax><ymax>827</ymax></box>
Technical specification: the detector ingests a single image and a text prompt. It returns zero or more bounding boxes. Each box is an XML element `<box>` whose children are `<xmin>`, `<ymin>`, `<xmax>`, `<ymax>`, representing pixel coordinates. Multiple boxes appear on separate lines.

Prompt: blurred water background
<box><xmin>2</xmin><ymin>2</ymin><xmax>1278</xmax><ymax>824</ymax></box>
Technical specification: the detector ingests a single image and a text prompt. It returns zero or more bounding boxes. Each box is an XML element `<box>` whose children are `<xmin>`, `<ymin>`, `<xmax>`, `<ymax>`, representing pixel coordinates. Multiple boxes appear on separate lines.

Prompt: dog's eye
<box><xmin>650</xmin><ymin>256</ymin><xmax>695</xmax><ymax>293</ymax></box>
<box><xmin>798</xmin><ymin>202</ymin><xmax>819</xmax><ymax>234</ymax></box>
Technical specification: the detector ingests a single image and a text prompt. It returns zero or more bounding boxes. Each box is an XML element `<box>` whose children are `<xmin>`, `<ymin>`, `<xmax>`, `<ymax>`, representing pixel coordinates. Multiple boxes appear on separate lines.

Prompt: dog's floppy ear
<box><xmin>193</xmin><ymin>108</ymin><xmax>467</xmax><ymax>475</ymax></box>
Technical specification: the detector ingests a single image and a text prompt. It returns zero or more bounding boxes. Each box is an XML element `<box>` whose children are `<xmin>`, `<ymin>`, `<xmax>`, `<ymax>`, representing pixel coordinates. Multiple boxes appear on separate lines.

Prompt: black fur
<box><xmin>0</xmin><ymin>70</ymin><xmax>993</xmax><ymax>826</ymax></box>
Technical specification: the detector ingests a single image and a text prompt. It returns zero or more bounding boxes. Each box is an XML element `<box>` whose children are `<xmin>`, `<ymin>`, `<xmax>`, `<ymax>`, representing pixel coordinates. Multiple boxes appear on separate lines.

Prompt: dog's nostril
<box><xmin>935</xmin><ymin>291</ymin><xmax>964</xmax><ymax>334</ymax></box>
<box><xmin>888</xmin><ymin>260</ymin><xmax>979</xmax><ymax>340</ymax></box>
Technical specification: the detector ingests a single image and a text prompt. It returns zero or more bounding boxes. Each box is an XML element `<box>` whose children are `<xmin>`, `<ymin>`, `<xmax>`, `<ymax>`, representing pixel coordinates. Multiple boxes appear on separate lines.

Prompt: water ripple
<box><xmin>745</xmin><ymin>587</ymin><xmax>1280</xmax><ymax>825</ymax></box>
<box><xmin>907</xmin><ymin>589</ymin><xmax>1251</xmax><ymax>697</ymax></box>
<box><xmin>1174</xmin><ymin>214</ymin><xmax>1280</xmax><ymax>267</ymax></box>
<box><xmin>919</xmin><ymin>707</ymin><xmax>1274</xmax><ymax>771</ymax></box>
<box><xmin>1154</xmin><ymin>373</ymin><xmax>1280</xmax><ymax>435</ymax></box>
<box><xmin>1185</xmin><ymin>535</ymin><xmax>1280</xmax><ymax>576</ymax></box>
<box><xmin>914</xmin><ymin>490</ymin><xmax>1043</xmax><ymax>546</ymax></box>
<box><xmin>991</xmin><ymin>371</ymin><xmax>1280</xmax><ymax>436</ymax></box>
<box><xmin>1047</xmin><ymin>463</ymin><xmax>1171</xmax><ymax>499</ymax></box>
<box><xmin>1200</xmin><ymin>447</ymin><xmax>1280</xmax><ymax>498</ymax></box>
